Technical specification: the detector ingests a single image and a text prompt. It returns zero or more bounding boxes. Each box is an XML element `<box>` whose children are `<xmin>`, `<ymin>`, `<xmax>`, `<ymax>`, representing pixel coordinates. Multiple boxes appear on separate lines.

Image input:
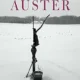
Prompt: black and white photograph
<box><xmin>0</xmin><ymin>0</ymin><xmax>80</xmax><ymax>80</ymax></box>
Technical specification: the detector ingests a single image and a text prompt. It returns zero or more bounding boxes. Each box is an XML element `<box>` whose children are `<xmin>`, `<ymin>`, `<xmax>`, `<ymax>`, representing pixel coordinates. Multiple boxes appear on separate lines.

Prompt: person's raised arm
<box><xmin>36</xmin><ymin>14</ymin><xmax>50</xmax><ymax>32</ymax></box>
<box><xmin>36</xmin><ymin>24</ymin><xmax>43</xmax><ymax>32</ymax></box>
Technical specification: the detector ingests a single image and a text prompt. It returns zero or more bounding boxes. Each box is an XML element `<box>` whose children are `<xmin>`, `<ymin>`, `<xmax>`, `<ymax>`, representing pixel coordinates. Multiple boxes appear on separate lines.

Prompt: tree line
<box><xmin>0</xmin><ymin>16</ymin><xmax>80</xmax><ymax>24</ymax></box>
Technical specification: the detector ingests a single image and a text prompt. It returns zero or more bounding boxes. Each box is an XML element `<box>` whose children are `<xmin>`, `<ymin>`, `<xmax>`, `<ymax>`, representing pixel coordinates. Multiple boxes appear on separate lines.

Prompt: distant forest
<box><xmin>0</xmin><ymin>16</ymin><xmax>80</xmax><ymax>24</ymax></box>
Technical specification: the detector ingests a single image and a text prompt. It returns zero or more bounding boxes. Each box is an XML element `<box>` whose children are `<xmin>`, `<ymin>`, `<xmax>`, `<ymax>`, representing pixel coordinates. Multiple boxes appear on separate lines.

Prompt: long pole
<box><xmin>26</xmin><ymin>63</ymin><xmax>33</xmax><ymax>77</ymax></box>
<box><xmin>32</xmin><ymin>16</ymin><xmax>36</xmax><ymax>72</ymax></box>
<box><xmin>33</xmin><ymin>16</ymin><xmax>34</xmax><ymax>42</ymax></box>
<box><xmin>40</xmin><ymin>14</ymin><xmax>50</xmax><ymax>28</ymax></box>
<box><xmin>33</xmin><ymin>16</ymin><xmax>34</xmax><ymax>28</ymax></box>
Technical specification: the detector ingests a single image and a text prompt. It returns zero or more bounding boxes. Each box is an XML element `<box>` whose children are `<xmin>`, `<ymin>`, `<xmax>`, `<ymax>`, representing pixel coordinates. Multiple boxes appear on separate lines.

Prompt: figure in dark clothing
<box><xmin>33</xmin><ymin>28</ymin><xmax>39</xmax><ymax>47</ymax></box>
<box><xmin>31</xmin><ymin>45</ymin><xmax>37</xmax><ymax>62</ymax></box>
<box><xmin>33</xmin><ymin>14</ymin><xmax>50</xmax><ymax>47</ymax></box>
<box><xmin>33</xmin><ymin>25</ymin><xmax>43</xmax><ymax>47</ymax></box>
<box><xmin>31</xmin><ymin>45</ymin><xmax>36</xmax><ymax>58</ymax></box>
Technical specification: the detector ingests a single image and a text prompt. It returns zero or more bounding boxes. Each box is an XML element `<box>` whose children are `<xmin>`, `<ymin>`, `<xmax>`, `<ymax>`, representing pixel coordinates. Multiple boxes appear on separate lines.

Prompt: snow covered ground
<box><xmin>0</xmin><ymin>23</ymin><xmax>80</xmax><ymax>80</ymax></box>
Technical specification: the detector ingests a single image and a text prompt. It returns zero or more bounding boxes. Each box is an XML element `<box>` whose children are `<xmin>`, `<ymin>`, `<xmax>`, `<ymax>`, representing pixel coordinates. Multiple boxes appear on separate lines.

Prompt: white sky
<box><xmin>0</xmin><ymin>0</ymin><xmax>80</xmax><ymax>17</ymax></box>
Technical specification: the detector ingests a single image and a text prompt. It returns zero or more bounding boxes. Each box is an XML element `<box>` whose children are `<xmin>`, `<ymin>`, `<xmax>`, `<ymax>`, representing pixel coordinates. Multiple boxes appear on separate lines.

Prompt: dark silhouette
<box><xmin>26</xmin><ymin>15</ymin><xmax>50</xmax><ymax>79</ymax></box>
<box><xmin>31</xmin><ymin>45</ymin><xmax>37</xmax><ymax>72</ymax></box>
<box><xmin>33</xmin><ymin>14</ymin><xmax>50</xmax><ymax>47</ymax></box>
<box><xmin>33</xmin><ymin>25</ymin><xmax>43</xmax><ymax>47</ymax></box>
<box><xmin>33</xmin><ymin>28</ymin><xmax>39</xmax><ymax>47</ymax></box>
<box><xmin>31</xmin><ymin>45</ymin><xmax>37</xmax><ymax>61</ymax></box>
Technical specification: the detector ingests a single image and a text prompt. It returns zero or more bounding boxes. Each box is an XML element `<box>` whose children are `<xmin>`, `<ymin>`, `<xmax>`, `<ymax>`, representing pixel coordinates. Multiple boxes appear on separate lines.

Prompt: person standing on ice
<box><xmin>31</xmin><ymin>45</ymin><xmax>37</xmax><ymax>62</ymax></box>
<box><xmin>33</xmin><ymin>14</ymin><xmax>50</xmax><ymax>47</ymax></box>
<box><xmin>33</xmin><ymin>25</ymin><xmax>43</xmax><ymax>47</ymax></box>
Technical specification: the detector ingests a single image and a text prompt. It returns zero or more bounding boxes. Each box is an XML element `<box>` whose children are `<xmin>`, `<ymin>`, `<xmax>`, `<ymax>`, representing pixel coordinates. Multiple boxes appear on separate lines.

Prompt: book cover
<box><xmin>0</xmin><ymin>0</ymin><xmax>80</xmax><ymax>80</ymax></box>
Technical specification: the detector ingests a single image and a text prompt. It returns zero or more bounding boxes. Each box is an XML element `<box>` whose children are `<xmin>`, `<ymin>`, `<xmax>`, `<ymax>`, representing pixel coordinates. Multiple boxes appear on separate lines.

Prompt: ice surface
<box><xmin>0</xmin><ymin>23</ymin><xmax>80</xmax><ymax>80</ymax></box>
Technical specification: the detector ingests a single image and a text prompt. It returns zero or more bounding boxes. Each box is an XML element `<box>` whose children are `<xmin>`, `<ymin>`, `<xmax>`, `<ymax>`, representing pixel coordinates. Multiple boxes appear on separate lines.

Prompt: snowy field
<box><xmin>0</xmin><ymin>23</ymin><xmax>80</xmax><ymax>80</ymax></box>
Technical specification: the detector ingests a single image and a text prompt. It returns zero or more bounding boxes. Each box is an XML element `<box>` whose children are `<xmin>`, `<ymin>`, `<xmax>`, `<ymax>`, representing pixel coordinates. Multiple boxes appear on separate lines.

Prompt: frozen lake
<box><xmin>0</xmin><ymin>23</ymin><xmax>80</xmax><ymax>80</ymax></box>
